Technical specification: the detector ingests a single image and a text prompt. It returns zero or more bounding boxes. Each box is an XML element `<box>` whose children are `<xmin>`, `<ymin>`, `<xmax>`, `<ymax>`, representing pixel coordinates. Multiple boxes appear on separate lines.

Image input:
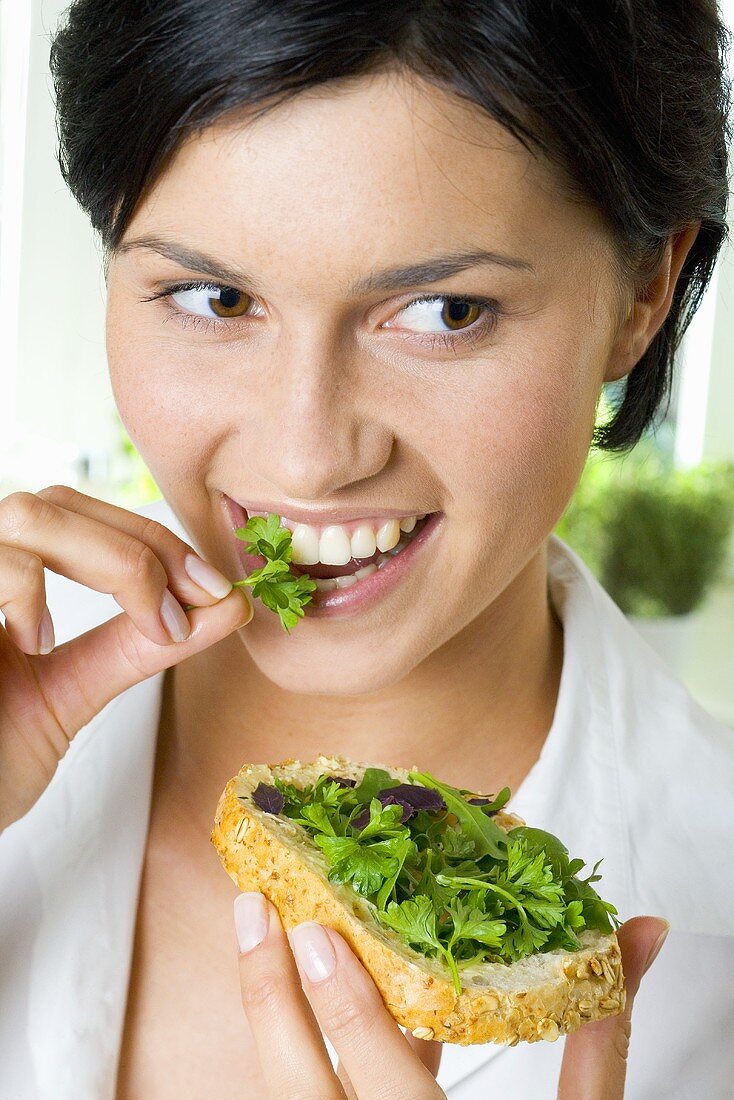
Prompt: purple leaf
<box><xmin>330</xmin><ymin>775</ymin><xmax>357</xmax><ymax>788</ymax></box>
<box><xmin>467</xmin><ymin>796</ymin><xmax>490</xmax><ymax>805</ymax></box>
<box><xmin>252</xmin><ymin>782</ymin><xmax>284</xmax><ymax>815</ymax></box>
<box><xmin>384</xmin><ymin>783</ymin><xmax>446</xmax><ymax>813</ymax></box>
<box><xmin>379</xmin><ymin>792</ymin><xmax>415</xmax><ymax>821</ymax></box>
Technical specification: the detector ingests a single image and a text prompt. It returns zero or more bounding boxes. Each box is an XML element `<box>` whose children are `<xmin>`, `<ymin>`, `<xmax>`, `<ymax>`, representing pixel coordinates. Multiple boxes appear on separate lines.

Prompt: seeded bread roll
<box><xmin>211</xmin><ymin>754</ymin><xmax>625</xmax><ymax>1045</ymax></box>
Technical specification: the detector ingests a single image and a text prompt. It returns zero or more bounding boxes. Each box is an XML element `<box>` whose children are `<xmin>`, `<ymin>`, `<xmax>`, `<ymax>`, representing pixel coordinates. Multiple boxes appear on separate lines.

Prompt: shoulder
<box><xmin>549</xmin><ymin>536</ymin><xmax>734</xmax><ymax>936</ymax></box>
<box><xmin>44</xmin><ymin>493</ymin><xmax>186</xmax><ymax>643</ymax></box>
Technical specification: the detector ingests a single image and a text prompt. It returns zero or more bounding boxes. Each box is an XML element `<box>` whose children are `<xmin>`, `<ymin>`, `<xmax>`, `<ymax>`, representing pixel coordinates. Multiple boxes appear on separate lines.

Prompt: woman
<box><xmin>1</xmin><ymin>1</ymin><xmax>732</xmax><ymax>1096</ymax></box>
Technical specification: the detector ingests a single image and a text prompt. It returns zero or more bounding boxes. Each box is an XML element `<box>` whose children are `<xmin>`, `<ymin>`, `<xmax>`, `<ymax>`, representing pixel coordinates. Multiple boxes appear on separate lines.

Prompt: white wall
<box><xmin>0</xmin><ymin>0</ymin><xmax>115</xmax><ymax>491</ymax></box>
<box><xmin>702</xmin><ymin>247</ymin><xmax>734</xmax><ymax>462</ymax></box>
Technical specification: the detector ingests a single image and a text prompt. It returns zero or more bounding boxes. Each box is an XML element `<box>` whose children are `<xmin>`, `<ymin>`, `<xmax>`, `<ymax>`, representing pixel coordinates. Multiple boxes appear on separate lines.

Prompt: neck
<box><xmin>154</xmin><ymin>542</ymin><xmax>563</xmax><ymax>837</ymax></box>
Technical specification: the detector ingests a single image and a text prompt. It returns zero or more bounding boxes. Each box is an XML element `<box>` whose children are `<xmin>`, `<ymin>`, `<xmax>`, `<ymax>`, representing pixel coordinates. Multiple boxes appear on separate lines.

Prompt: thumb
<box><xmin>557</xmin><ymin>915</ymin><xmax>670</xmax><ymax>1100</ymax></box>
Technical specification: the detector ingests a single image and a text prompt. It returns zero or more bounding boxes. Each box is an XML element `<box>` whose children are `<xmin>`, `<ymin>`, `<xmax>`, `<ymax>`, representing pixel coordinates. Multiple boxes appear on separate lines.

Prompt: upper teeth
<box><xmin>248</xmin><ymin>512</ymin><xmax>427</xmax><ymax>565</ymax></box>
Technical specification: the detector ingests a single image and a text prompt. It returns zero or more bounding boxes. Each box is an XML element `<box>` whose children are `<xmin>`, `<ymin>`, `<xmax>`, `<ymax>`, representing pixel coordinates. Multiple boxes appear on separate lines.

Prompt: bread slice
<box><xmin>211</xmin><ymin>753</ymin><xmax>625</xmax><ymax>1045</ymax></box>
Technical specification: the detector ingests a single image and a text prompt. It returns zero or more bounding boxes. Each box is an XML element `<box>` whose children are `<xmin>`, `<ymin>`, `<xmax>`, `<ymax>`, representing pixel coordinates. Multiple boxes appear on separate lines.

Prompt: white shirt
<box><xmin>1</xmin><ymin>496</ymin><xmax>733</xmax><ymax>1100</ymax></box>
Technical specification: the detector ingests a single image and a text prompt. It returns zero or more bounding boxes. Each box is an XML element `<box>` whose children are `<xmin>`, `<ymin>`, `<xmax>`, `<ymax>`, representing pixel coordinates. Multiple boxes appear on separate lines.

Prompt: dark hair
<box><xmin>49</xmin><ymin>0</ymin><xmax>731</xmax><ymax>450</ymax></box>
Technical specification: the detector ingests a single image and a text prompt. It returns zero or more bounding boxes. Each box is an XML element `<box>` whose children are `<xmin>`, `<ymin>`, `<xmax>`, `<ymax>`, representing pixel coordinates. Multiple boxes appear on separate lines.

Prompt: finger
<box><xmin>234</xmin><ymin>893</ymin><xmax>346</xmax><ymax>1100</ymax></box>
<box><xmin>558</xmin><ymin>915</ymin><xmax>670</xmax><ymax>1100</ymax></box>
<box><xmin>404</xmin><ymin>1028</ymin><xmax>443</xmax><ymax>1079</ymax></box>
<box><xmin>1</xmin><ymin>488</ymin><xmax>231</xmax><ymax>649</ymax></box>
<box><xmin>335</xmin><ymin>1059</ymin><xmax>358</xmax><ymax>1100</ymax></box>
<box><xmin>337</xmin><ymin>1034</ymin><xmax>442</xmax><ymax>1100</ymax></box>
<box><xmin>290</xmin><ymin>922</ymin><xmax>445</xmax><ymax>1100</ymax></box>
<box><xmin>0</xmin><ymin>546</ymin><xmax>49</xmax><ymax>654</ymax></box>
<box><xmin>36</xmin><ymin>484</ymin><xmax>233</xmax><ymax>610</ymax></box>
<box><xmin>29</xmin><ymin>587</ymin><xmax>253</xmax><ymax>737</ymax></box>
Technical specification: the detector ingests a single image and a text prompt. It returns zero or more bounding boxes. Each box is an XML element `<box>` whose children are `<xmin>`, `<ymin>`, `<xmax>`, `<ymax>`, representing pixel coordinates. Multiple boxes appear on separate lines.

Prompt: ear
<box><xmin>604</xmin><ymin>222</ymin><xmax>701</xmax><ymax>383</ymax></box>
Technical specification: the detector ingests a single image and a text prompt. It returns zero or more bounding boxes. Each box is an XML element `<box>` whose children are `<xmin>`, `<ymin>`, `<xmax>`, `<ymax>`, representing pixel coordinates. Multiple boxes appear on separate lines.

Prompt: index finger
<box><xmin>234</xmin><ymin>892</ymin><xmax>347</xmax><ymax>1100</ymax></box>
<box><xmin>35</xmin><ymin>484</ymin><xmax>232</xmax><ymax>608</ymax></box>
<box><xmin>289</xmin><ymin>922</ymin><xmax>445</xmax><ymax>1100</ymax></box>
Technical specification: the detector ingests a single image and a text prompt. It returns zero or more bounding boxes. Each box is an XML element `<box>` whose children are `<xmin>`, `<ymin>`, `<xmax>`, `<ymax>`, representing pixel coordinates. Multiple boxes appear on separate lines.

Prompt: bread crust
<box><xmin>211</xmin><ymin>754</ymin><xmax>625</xmax><ymax>1045</ymax></box>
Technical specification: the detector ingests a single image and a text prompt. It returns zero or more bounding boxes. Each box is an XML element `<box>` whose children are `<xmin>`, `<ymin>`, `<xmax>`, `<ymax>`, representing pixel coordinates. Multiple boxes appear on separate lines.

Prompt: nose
<box><xmin>240</xmin><ymin>326</ymin><xmax>394</xmax><ymax>503</ymax></box>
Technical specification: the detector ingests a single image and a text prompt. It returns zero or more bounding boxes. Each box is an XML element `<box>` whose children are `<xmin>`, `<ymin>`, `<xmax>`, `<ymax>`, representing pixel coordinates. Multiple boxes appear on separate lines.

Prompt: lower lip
<box><xmin>222</xmin><ymin>495</ymin><xmax>444</xmax><ymax>620</ymax></box>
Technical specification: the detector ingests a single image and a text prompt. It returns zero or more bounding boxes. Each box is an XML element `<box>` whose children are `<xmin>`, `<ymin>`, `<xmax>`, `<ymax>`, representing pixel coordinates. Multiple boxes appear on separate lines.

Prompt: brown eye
<box><xmin>210</xmin><ymin>287</ymin><xmax>252</xmax><ymax>318</ymax></box>
<box><xmin>440</xmin><ymin>299</ymin><xmax>482</xmax><ymax>330</ymax></box>
<box><xmin>386</xmin><ymin>294</ymin><xmax>493</xmax><ymax>339</ymax></box>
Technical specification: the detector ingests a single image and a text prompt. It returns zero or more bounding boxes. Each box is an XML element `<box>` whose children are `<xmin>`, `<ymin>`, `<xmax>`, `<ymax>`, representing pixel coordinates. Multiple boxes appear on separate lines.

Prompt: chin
<box><xmin>240</xmin><ymin>629</ymin><xmax>419</xmax><ymax>697</ymax></box>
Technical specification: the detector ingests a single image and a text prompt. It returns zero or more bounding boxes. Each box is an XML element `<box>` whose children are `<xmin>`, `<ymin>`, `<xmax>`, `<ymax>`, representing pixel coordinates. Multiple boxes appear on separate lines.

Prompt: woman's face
<box><xmin>106</xmin><ymin>70</ymin><xmax>628</xmax><ymax>695</ymax></box>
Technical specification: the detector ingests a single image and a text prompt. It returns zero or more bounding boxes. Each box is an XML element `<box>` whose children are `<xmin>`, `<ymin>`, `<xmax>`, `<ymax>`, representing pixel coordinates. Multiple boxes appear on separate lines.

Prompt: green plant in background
<box><xmin>116</xmin><ymin>418</ymin><xmax>162</xmax><ymax>505</ymax></box>
<box><xmin>556</xmin><ymin>448</ymin><xmax>734</xmax><ymax>617</ymax></box>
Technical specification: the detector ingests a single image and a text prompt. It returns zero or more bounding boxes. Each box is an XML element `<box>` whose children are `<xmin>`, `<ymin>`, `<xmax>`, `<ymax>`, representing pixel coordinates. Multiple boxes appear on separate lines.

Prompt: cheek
<box><xmin>445</xmin><ymin>326</ymin><xmax>604</xmax><ymax>547</ymax></box>
<box><xmin>106</xmin><ymin>296</ymin><xmax>228</xmax><ymax>491</ymax></box>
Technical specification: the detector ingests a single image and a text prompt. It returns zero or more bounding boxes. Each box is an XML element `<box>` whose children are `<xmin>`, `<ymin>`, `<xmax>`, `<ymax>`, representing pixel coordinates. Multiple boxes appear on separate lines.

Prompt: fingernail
<box><xmin>184</xmin><ymin>553</ymin><xmax>233</xmax><ymax>599</ymax></box>
<box><xmin>234</xmin><ymin>892</ymin><xmax>269</xmax><ymax>953</ymax></box>
<box><xmin>234</xmin><ymin>583</ymin><xmax>255</xmax><ymax>624</ymax></box>
<box><xmin>159</xmin><ymin>588</ymin><xmax>190</xmax><ymax>643</ymax></box>
<box><xmin>291</xmin><ymin>921</ymin><xmax>336</xmax><ymax>982</ymax></box>
<box><xmin>37</xmin><ymin>605</ymin><xmax>55</xmax><ymax>654</ymax></box>
<box><xmin>642</xmin><ymin>921</ymin><xmax>670</xmax><ymax>974</ymax></box>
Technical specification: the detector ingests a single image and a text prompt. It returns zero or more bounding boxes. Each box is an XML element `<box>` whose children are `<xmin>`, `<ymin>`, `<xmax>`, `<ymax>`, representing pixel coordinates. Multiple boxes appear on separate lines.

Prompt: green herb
<box><xmin>231</xmin><ymin>513</ymin><xmax>317</xmax><ymax>632</ymax></box>
<box><xmin>407</xmin><ymin>769</ymin><xmax>510</xmax><ymax>860</ymax></box>
<box><xmin>248</xmin><ymin>767</ymin><xmax>622</xmax><ymax>996</ymax></box>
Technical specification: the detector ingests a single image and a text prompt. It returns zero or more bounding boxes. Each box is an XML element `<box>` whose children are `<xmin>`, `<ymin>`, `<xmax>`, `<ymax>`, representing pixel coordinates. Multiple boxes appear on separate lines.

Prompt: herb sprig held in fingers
<box><xmin>231</xmin><ymin>513</ymin><xmax>317</xmax><ymax>632</ymax></box>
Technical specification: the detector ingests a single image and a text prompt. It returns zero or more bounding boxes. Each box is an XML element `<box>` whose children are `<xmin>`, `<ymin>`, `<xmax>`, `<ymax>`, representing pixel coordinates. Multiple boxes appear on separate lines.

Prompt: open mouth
<box><xmin>289</xmin><ymin>514</ymin><xmax>432</xmax><ymax>591</ymax></box>
<box><xmin>222</xmin><ymin>494</ymin><xmax>443</xmax><ymax>615</ymax></box>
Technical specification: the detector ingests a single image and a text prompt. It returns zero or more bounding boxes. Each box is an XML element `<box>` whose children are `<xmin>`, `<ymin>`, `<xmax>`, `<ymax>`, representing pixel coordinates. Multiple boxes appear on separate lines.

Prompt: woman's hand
<box><xmin>558</xmin><ymin>914</ymin><xmax>670</xmax><ymax>1098</ymax></box>
<box><xmin>234</xmin><ymin>891</ymin><xmax>444</xmax><ymax>1099</ymax></box>
<box><xmin>233</xmin><ymin>894</ymin><xmax>670</xmax><ymax>1100</ymax></box>
<box><xmin>0</xmin><ymin>484</ymin><xmax>253</xmax><ymax>831</ymax></box>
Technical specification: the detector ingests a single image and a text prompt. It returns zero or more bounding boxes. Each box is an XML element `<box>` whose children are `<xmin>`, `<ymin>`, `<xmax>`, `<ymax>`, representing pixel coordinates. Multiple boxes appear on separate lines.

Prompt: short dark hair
<box><xmin>49</xmin><ymin>0</ymin><xmax>732</xmax><ymax>450</ymax></box>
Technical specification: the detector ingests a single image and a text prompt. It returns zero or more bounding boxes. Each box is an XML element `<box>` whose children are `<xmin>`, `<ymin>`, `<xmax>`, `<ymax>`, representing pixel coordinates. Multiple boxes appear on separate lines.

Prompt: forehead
<box><xmin>119</xmin><ymin>69</ymin><xmax>606</xmax><ymax>283</ymax></box>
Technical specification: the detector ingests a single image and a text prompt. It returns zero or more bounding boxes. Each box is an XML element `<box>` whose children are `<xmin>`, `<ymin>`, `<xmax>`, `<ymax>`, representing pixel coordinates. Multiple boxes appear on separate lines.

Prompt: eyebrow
<box><xmin>116</xmin><ymin>235</ymin><xmax>536</xmax><ymax>295</ymax></box>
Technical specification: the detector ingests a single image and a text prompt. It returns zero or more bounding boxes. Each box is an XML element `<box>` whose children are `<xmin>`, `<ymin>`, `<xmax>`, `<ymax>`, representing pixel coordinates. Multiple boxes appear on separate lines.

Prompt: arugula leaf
<box><xmin>408</xmin><ymin>770</ymin><xmax>509</xmax><ymax>860</ymax></box>
<box><xmin>565</xmin><ymin>858</ymin><xmax>620</xmax><ymax>933</ymax></box>
<box><xmin>232</xmin><ymin>514</ymin><xmax>317</xmax><ymax>632</ymax></box>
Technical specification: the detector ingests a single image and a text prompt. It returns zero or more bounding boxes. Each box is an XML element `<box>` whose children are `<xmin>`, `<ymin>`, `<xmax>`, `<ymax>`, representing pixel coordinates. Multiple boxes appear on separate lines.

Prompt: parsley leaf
<box><xmin>437</xmin><ymin>837</ymin><xmax>567</xmax><ymax>962</ymax></box>
<box><xmin>315</xmin><ymin>833</ymin><xmax>409</xmax><ymax>897</ymax></box>
<box><xmin>232</xmin><ymin>514</ymin><xmax>317</xmax><ymax>632</ymax></box>
<box><xmin>446</xmin><ymin>895</ymin><xmax>507</xmax><ymax>957</ymax></box>
<box><xmin>351</xmin><ymin>767</ymin><xmax>401</xmax><ymax>805</ymax></box>
<box><xmin>352</xmin><ymin>797</ymin><xmax>405</xmax><ymax>839</ymax></box>
<box><xmin>377</xmin><ymin>895</ymin><xmax>462</xmax><ymax>990</ymax></box>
